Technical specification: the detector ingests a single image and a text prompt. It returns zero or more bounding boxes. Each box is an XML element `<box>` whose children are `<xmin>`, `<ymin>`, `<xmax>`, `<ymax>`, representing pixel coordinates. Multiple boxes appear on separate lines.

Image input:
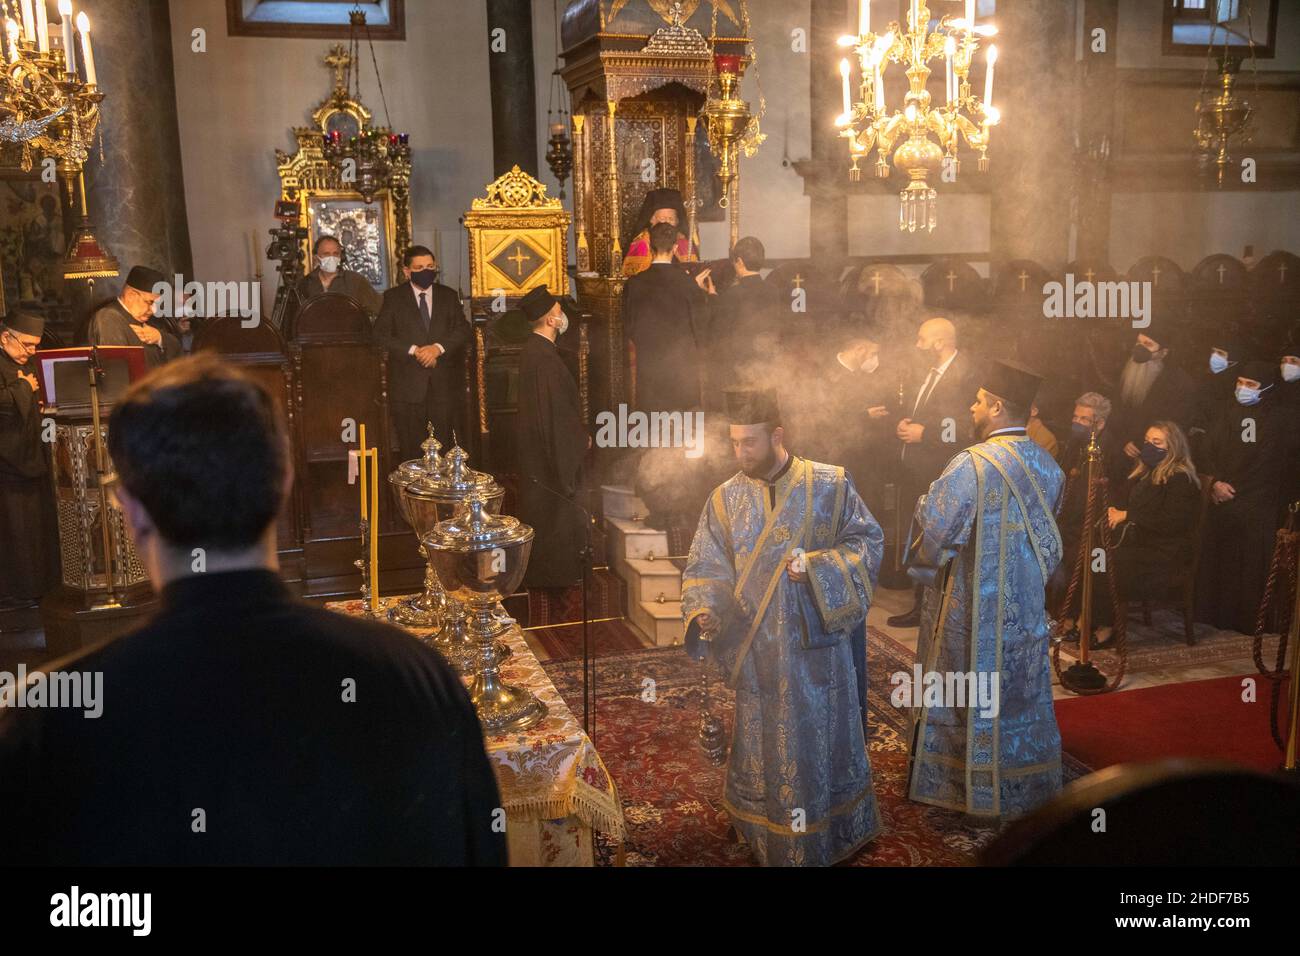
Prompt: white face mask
<box><xmin>318</xmin><ymin>255</ymin><xmax>341</xmax><ymax>274</ymax></box>
<box><xmin>861</xmin><ymin>354</ymin><xmax>880</xmax><ymax>374</ymax></box>
<box><xmin>1283</xmin><ymin>362</ymin><xmax>1300</xmax><ymax>383</ymax></box>
<box><xmin>555</xmin><ymin>313</ymin><xmax>569</xmax><ymax>336</ymax></box>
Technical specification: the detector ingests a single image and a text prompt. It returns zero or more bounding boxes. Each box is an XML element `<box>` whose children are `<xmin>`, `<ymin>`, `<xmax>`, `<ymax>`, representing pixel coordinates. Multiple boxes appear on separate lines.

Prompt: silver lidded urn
<box><xmin>388</xmin><ymin>429</ymin><xmax>508</xmax><ymax>675</ymax></box>
<box><xmin>424</xmin><ymin>491</ymin><xmax>547</xmax><ymax>733</ymax></box>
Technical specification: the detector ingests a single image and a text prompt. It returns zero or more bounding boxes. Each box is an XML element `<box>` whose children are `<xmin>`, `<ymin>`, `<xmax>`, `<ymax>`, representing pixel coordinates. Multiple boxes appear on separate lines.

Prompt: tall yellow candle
<box><xmin>369</xmin><ymin>448</ymin><xmax>379</xmax><ymax>611</ymax></box>
<box><xmin>358</xmin><ymin>424</ymin><xmax>367</xmax><ymax>521</ymax></box>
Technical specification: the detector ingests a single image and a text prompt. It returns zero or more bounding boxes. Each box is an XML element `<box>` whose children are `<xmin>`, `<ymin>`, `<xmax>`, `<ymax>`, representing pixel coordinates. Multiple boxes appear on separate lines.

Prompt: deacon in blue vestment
<box><xmin>682</xmin><ymin>388</ymin><xmax>884</xmax><ymax>866</ymax></box>
<box><xmin>906</xmin><ymin>360</ymin><xmax>1066</xmax><ymax>819</ymax></box>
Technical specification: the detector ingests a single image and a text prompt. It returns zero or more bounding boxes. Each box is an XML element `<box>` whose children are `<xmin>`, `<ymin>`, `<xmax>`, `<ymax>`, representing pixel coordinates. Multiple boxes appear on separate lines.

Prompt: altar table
<box><xmin>327</xmin><ymin>596</ymin><xmax>625</xmax><ymax>866</ymax></box>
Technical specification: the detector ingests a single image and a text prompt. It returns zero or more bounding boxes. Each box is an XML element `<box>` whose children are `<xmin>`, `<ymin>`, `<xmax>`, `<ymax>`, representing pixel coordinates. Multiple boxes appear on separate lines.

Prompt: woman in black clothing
<box><xmin>1090</xmin><ymin>421</ymin><xmax>1201</xmax><ymax>643</ymax></box>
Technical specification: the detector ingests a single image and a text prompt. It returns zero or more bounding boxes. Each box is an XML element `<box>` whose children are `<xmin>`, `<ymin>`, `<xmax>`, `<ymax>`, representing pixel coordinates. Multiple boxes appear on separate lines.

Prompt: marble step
<box><xmin>601</xmin><ymin>484</ymin><xmax>649</xmax><ymax>521</ymax></box>
<box><xmin>604</xmin><ymin>516</ymin><xmax>669</xmax><ymax>571</ymax></box>
<box><xmin>628</xmin><ymin>597</ymin><xmax>685</xmax><ymax>648</ymax></box>
<box><xmin>623</xmin><ymin>557</ymin><xmax>683</xmax><ymax>604</ymax></box>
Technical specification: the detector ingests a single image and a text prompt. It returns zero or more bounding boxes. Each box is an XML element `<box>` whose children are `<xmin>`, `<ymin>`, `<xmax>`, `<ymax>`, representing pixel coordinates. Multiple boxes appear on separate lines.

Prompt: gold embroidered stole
<box><xmin>726</xmin><ymin>458</ymin><xmax>815</xmax><ymax>688</ymax></box>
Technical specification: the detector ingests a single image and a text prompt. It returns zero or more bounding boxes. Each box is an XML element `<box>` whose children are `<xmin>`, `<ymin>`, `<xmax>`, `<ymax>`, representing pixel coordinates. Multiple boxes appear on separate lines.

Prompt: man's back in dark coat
<box><xmin>0</xmin><ymin>570</ymin><xmax>506</xmax><ymax>865</ymax></box>
<box><xmin>623</xmin><ymin>262</ymin><xmax>705</xmax><ymax>413</ymax></box>
<box><xmin>515</xmin><ymin>332</ymin><xmax>589</xmax><ymax>587</ymax></box>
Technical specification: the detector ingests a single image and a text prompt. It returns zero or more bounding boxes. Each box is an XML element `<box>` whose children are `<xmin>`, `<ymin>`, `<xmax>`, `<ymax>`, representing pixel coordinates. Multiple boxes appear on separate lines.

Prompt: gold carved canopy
<box><xmin>275</xmin><ymin>44</ymin><xmax>412</xmax><ymax>289</ymax></box>
<box><xmin>464</xmin><ymin>166</ymin><xmax>571</xmax><ymax>301</ymax></box>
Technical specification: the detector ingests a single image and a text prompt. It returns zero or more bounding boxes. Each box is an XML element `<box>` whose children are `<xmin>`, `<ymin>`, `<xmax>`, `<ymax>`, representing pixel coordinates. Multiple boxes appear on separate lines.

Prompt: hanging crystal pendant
<box><xmin>927</xmin><ymin>187</ymin><xmax>937</xmax><ymax>232</ymax></box>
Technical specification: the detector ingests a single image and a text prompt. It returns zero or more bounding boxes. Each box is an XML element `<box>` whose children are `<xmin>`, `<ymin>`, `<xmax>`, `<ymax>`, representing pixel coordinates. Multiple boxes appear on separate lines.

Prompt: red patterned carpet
<box><xmin>544</xmin><ymin>629</ymin><xmax>1093</xmax><ymax>866</ymax></box>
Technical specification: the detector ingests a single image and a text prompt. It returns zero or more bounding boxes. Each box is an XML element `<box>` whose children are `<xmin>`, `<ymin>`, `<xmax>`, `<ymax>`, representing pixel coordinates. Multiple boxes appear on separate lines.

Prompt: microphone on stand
<box><xmin>524</xmin><ymin>475</ymin><xmax>598</xmax><ymax>744</ymax></box>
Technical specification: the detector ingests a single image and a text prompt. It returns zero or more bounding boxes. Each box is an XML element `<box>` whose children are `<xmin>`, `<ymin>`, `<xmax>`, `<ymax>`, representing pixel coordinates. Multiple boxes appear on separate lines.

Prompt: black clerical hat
<box><xmin>1239</xmin><ymin>360</ymin><xmax>1278</xmax><ymax>389</ymax></box>
<box><xmin>519</xmin><ymin>285</ymin><xmax>559</xmax><ymax>323</ymax></box>
<box><xmin>724</xmin><ymin>387</ymin><xmax>781</xmax><ymax>426</ymax></box>
<box><xmin>125</xmin><ymin>265</ymin><xmax>167</xmax><ymax>294</ymax></box>
<box><xmin>633</xmin><ymin>188</ymin><xmax>688</xmax><ymax>237</ymax></box>
<box><xmin>1209</xmin><ymin>327</ymin><xmax>1245</xmax><ymax>359</ymax></box>
<box><xmin>3</xmin><ymin>310</ymin><xmax>45</xmax><ymax>338</ymax></box>
<box><xmin>981</xmin><ymin>359</ymin><xmax>1043</xmax><ymax>409</ymax></box>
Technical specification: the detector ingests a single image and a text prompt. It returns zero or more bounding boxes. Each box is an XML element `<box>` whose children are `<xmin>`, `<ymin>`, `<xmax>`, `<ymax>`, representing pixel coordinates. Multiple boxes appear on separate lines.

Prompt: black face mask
<box><xmin>1131</xmin><ymin>344</ymin><xmax>1154</xmax><ymax>364</ymax></box>
<box><xmin>411</xmin><ymin>269</ymin><xmax>438</xmax><ymax>290</ymax></box>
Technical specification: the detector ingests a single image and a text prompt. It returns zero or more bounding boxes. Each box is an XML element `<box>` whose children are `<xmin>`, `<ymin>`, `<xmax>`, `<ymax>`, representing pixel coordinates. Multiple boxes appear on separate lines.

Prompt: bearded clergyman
<box><xmin>681</xmin><ymin>387</ymin><xmax>883</xmax><ymax>866</ymax></box>
<box><xmin>906</xmin><ymin>359</ymin><xmax>1065</xmax><ymax>819</ymax></box>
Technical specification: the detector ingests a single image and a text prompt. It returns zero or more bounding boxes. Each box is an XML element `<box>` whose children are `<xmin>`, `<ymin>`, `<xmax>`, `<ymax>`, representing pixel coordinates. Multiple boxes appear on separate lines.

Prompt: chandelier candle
<box><xmin>984</xmin><ymin>45</ymin><xmax>996</xmax><ymax>110</ymax></box>
<box><xmin>5</xmin><ymin>20</ymin><xmax>19</xmax><ymax>64</ymax></box>
<box><xmin>19</xmin><ymin>0</ymin><xmax>34</xmax><ymax>42</ymax></box>
<box><xmin>34</xmin><ymin>0</ymin><xmax>47</xmax><ymax>53</ymax></box>
<box><xmin>840</xmin><ymin>58</ymin><xmax>852</xmax><ymax>120</ymax></box>
<box><xmin>58</xmin><ymin>0</ymin><xmax>72</xmax><ymax>68</ymax></box>
<box><xmin>944</xmin><ymin>37</ymin><xmax>955</xmax><ymax>105</ymax></box>
<box><xmin>75</xmin><ymin>12</ymin><xmax>94</xmax><ymax>86</ymax></box>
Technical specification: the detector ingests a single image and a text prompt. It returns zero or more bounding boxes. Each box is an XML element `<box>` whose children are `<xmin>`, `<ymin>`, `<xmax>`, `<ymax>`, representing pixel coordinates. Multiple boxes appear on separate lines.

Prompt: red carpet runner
<box><xmin>1054</xmin><ymin>673</ymin><xmax>1289</xmax><ymax>772</ymax></box>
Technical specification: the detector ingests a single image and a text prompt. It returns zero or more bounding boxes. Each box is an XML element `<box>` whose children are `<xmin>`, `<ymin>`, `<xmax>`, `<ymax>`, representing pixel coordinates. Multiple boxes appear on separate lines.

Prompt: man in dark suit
<box><xmin>514</xmin><ymin>286</ymin><xmax>590</xmax><ymax>589</ymax></box>
<box><xmin>0</xmin><ymin>353</ymin><xmax>505</xmax><ymax>865</ymax></box>
<box><xmin>373</xmin><ymin>245</ymin><xmax>470</xmax><ymax>463</ymax></box>
<box><xmin>890</xmin><ymin>314</ymin><xmax>977</xmax><ymax>627</ymax></box>
<box><xmin>622</xmin><ymin>222</ymin><xmax>707</xmax><ymax>414</ymax></box>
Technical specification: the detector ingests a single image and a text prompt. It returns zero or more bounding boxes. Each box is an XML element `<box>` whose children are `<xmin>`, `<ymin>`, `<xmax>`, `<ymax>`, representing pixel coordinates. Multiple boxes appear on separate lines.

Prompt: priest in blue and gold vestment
<box><xmin>906</xmin><ymin>360</ymin><xmax>1066</xmax><ymax>819</ymax></box>
<box><xmin>682</xmin><ymin>388</ymin><xmax>884</xmax><ymax>866</ymax></box>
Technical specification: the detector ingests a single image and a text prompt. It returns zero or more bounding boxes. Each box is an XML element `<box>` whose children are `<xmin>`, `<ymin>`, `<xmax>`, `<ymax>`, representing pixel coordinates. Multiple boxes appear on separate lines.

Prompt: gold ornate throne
<box><xmin>559</xmin><ymin>0</ymin><xmax>751</xmax><ymax>413</ymax></box>
<box><xmin>275</xmin><ymin>44</ymin><xmax>412</xmax><ymax>292</ymax></box>
<box><xmin>464</xmin><ymin>166</ymin><xmax>586</xmax><ymax>473</ymax></box>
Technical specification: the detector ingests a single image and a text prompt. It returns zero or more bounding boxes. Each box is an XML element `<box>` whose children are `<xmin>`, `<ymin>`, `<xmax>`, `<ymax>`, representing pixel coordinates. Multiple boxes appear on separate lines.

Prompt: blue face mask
<box><xmin>1139</xmin><ymin>442</ymin><xmax>1167</xmax><ymax>469</ymax></box>
<box><xmin>1071</xmin><ymin>422</ymin><xmax>1092</xmax><ymax>442</ymax></box>
<box><xmin>1236</xmin><ymin>384</ymin><xmax>1270</xmax><ymax>406</ymax></box>
<box><xmin>1209</xmin><ymin>352</ymin><xmax>1229</xmax><ymax>374</ymax></box>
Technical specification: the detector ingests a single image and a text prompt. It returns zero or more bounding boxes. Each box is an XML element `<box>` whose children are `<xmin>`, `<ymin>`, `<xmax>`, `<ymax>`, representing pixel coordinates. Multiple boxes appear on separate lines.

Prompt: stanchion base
<box><xmin>1062</xmin><ymin>661</ymin><xmax>1108</xmax><ymax>692</ymax></box>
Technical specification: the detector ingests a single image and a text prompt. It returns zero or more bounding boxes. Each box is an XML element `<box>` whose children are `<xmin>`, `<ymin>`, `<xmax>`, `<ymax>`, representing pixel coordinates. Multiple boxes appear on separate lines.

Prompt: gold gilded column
<box><xmin>607</xmin><ymin>99</ymin><xmax>621</xmax><ymax>271</ymax></box>
<box><xmin>685</xmin><ymin>115</ymin><xmax>698</xmax><ymax>250</ymax></box>
<box><xmin>573</xmin><ymin>113</ymin><xmax>590</xmax><ymax>272</ymax></box>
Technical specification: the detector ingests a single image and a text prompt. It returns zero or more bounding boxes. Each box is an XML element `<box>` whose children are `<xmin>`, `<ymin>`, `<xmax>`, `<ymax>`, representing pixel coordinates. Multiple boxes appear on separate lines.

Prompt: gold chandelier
<box><xmin>1</xmin><ymin>0</ymin><xmax>115</xmax><ymax>279</ymax></box>
<box><xmin>835</xmin><ymin>0</ymin><xmax>1000</xmax><ymax>233</ymax></box>
<box><xmin>1191</xmin><ymin>0</ymin><xmax>1261</xmax><ymax>189</ymax></box>
<box><xmin>700</xmin><ymin>0</ymin><xmax>764</xmax><ymax>209</ymax></box>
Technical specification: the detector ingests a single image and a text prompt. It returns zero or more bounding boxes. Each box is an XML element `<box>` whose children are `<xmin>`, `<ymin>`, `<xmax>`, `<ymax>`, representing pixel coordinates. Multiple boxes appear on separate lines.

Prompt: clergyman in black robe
<box><xmin>86</xmin><ymin>266</ymin><xmax>181</xmax><ymax>368</ymax></box>
<box><xmin>0</xmin><ymin>311</ymin><xmax>59</xmax><ymax>607</ymax></box>
<box><xmin>514</xmin><ymin>286</ymin><xmax>590</xmax><ymax>589</ymax></box>
<box><xmin>622</xmin><ymin>222</ymin><xmax>706</xmax><ymax>415</ymax></box>
<box><xmin>1196</xmin><ymin>361</ymin><xmax>1296</xmax><ymax>634</ymax></box>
